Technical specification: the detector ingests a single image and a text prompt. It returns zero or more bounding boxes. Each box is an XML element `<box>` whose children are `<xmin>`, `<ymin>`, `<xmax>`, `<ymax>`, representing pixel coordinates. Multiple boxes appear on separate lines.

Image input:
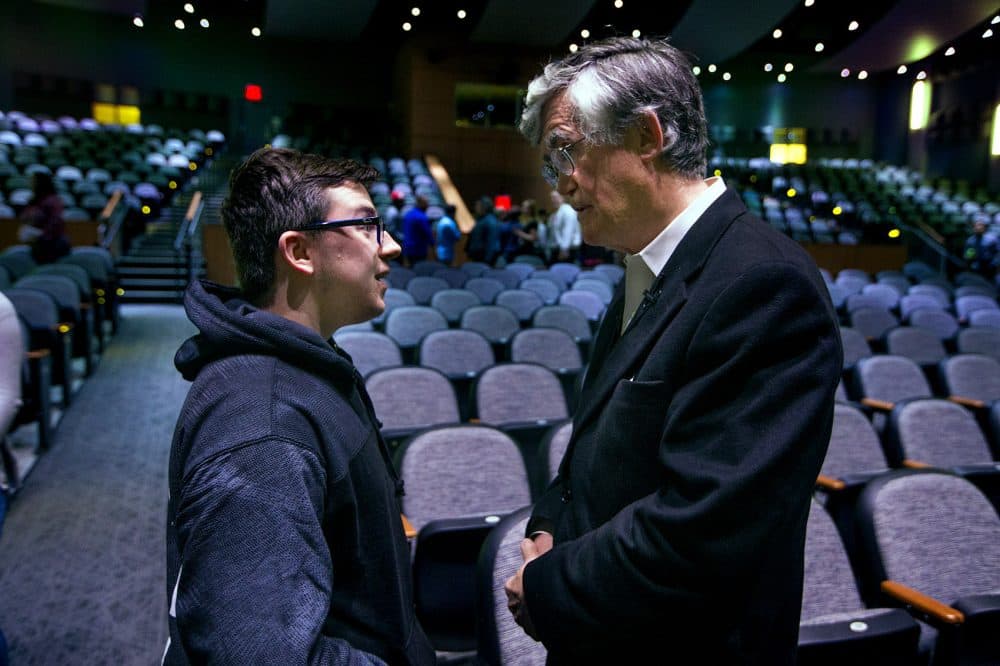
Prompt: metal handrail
<box><xmin>174</xmin><ymin>191</ymin><xmax>204</xmax><ymax>285</ymax></box>
<box><xmin>97</xmin><ymin>191</ymin><xmax>127</xmax><ymax>257</ymax></box>
<box><xmin>895</xmin><ymin>218</ymin><xmax>966</xmax><ymax>275</ymax></box>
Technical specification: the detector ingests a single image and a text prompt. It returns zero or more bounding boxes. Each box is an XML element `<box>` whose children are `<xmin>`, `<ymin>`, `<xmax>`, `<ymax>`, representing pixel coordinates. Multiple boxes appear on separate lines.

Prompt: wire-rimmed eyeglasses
<box><xmin>541</xmin><ymin>138</ymin><xmax>585</xmax><ymax>188</ymax></box>
<box><xmin>299</xmin><ymin>215</ymin><xmax>384</xmax><ymax>246</ymax></box>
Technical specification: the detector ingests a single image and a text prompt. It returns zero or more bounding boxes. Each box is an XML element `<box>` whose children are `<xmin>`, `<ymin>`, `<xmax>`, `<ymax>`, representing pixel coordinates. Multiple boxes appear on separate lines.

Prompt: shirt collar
<box><xmin>626</xmin><ymin>176</ymin><xmax>726</xmax><ymax>278</ymax></box>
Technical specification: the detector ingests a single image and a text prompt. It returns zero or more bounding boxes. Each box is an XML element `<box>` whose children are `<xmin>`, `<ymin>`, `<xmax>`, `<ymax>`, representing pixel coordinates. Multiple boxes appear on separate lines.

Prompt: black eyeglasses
<box><xmin>299</xmin><ymin>215</ymin><xmax>384</xmax><ymax>246</ymax></box>
<box><xmin>541</xmin><ymin>138</ymin><xmax>585</xmax><ymax>188</ymax></box>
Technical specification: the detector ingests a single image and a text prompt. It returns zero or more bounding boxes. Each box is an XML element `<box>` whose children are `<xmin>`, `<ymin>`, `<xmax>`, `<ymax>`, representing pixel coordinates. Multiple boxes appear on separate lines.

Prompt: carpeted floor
<box><xmin>0</xmin><ymin>304</ymin><xmax>196</xmax><ymax>665</ymax></box>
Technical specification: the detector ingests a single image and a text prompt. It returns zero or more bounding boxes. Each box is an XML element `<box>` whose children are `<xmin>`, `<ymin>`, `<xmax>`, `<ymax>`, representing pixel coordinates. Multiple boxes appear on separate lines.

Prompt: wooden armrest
<box><xmin>881</xmin><ymin>580</ymin><xmax>965</xmax><ymax>625</ymax></box>
<box><xmin>949</xmin><ymin>395</ymin><xmax>985</xmax><ymax>409</ymax></box>
<box><xmin>468</xmin><ymin>417</ymin><xmax>480</xmax><ymax>423</ymax></box>
<box><xmin>26</xmin><ymin>349</ymin><xmax>50</xmax><ymax>359</ymax></box>
<box><xmin>902</xmin><ymin>459</ymin><xmax>932</xmax><ymax>469</ymax></box>
<box><xmin>816</xmin><ymin>474</ymin><xmax>846</xmax><ymax>491</ymax></box>
<box><xmin>861</xmin><ymin>397</ymin><xmax>895</xmax><ymax>411</ymax></box>
<box><xmin>401</xmin><ymin>514</ymin><xmax>417</xmax><ymax>539</ymax></box>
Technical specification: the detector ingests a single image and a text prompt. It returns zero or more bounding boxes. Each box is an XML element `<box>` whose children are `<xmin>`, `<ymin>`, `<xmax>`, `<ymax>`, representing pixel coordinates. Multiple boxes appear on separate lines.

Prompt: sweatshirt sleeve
<box><xmin>171</xmin><ymin>438</ymin><xmax>388</xmax><ymax>666</ymax></box>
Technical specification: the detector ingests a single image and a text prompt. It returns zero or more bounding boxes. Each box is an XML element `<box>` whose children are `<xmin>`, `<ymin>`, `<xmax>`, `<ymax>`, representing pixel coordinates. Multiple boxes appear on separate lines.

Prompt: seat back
<box><xmin>429</xmin><ymin>288</ymin><xmax>479</xmax><ymax>325</ymax></box>
<box><xmin>460</xmin><ymin>305</ymin><xmax>521</xmax><ymax>345</ymax></box>
<box><xmin>495</xmin><ymin>289</ymin><xmax>544</xmax><ymax>324</ymax></box>
<box><xmin>956</xmin><ymin>328</ymin><xmax>1000</xmax><ymax>361</ymax></box>
<box><xmin>365</xmin><ymin>366</ymin><xmax>459</xmax><ymax>436</ymax></box>
<box><xmin>476</xmin><ymin>363</ymin><xmax>568</xmax><ymax>426</ymax></box>
<box><xmin>476</xmin><ymin>506</ymin><xmax>547</xmax><ymax>666</ymax></box>
<box><xmin>801</xmin><ymin>500</ymin><xmax>866</xmax><ymax>622</ymax></box>
<box><xmin>822</xmin><ymin>403</ymin><xmax>889</xmax><ymax>480</ymax></box>
<box><xmin>384</xmin><ymin>305</ymin><xmax>448</xmax><ymax>350</ymax></box>
<box><xmin>532</xmin><ymin>305</ymin><xmax>592</xmax><ymax>345</ymax></box>
<box><xmin>538</xmin><ymin>419</ymin><xmax>573</xmax><ymax>484</ymax></box>
<box><xmin>855</xmin><ymin>355</ymin><xmax>932</xmax><ymax>405</ymax></box>
<box><xmin>939</xmin><ymin>354</ymin><xmax>1000</xmax><ymax>403</ymax></box>
<box><xmin>518</xmin><ymin>278</ymin><xmax>560</xmax><ymax>305</ymax></box>
<box><xmin>510</xmin><ymin>327</ymin><xmax>582</xmax><ymax>373</ymax></box>
<box><xmin>0</xmin><ymin>292</ymin><xmax>23</xmax><ymax>433</ymax></box>
<box><xmin>838</xmin><ymin>327</ymin><xmax>872</xmax><ymax>369</ymax></box>
<box><xmin>883</xmin><ymin>326</ymin><xmax>946</xmax><ymax>366</ymax></box>
<box><xmin>908</xmin><ymin>309</ymin><xmax>959</xmax><ymax>340</ymax></box>
<box><xmin>887</xmin><ymin>398</ymin><xmax>993</xmax><ymax>467</ymax></box>
<box><xmin>331</xmin><ymin>331</ymin><xmax>402</xmax><ymax>377</ymax></box>
<box><xmin>406</xmin><ymin>276</ymin><xmax>450</xmax><ymax>305</ymax></box>
<box><xmin>848</xmin><ymin>307</ymin><xmax>898</xmax><ymax>341</ymax></box>
<box><xmin>418</xmin><ymin>329</ymin><xmax>494</xmax><ymax>378</ymax></box>
<box><xmin>558</xmin><ymin>289</ymin><xmax>606</xmax><ymax>321</ymax></box>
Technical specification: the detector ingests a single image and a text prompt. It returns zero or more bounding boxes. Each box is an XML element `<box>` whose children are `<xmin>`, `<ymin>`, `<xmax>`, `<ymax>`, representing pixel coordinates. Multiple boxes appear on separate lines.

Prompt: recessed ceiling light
<box><xmin>614</xmin><ymin>0</ymin><xmax>624</xmax><ymax>7</ymax></box>
<box><xmin>183</xmin><ymin>3</ymin><xmax>194</xmax><ymax>13</ymax></box>
<box><xmin>815</xmin><ymin>43</ymin><xmax>824</xmax><ymax>52</ymax></box>
<box><xmin>722</xmin><ymin>72</ymin><xmax>732</xmax><ymax>81</ymax></box>
<box><xmin>916</xmin><ymin>71</ymin><xmax>927</xmax><ymax>80</ymax></box>
<box><xmin>707</xmin><ymin>64</ymin><xmax>717</xmax><ymax>73</ymax></box>
<box><xmin>199</xmin><ymin>18</ymin><xmax>209</xmax><ymax>28</ymax></box>
<box><xmin>411</xmin><ymin>7</ymin><xmax>420</xmax><ymax>16</ymax></box>
<box><xmin>858</xmin><ymin>70</ymin><xmax>868</xmax><ymax>80</ymax></box>
<box><xmin>764</xmin><ymin>63</ymin><xmax>773</xmax><ymax>72</ymax></box>
<box><xmin>944</xmin><ymin>46</ymin><xmax>955</xmax><ymax>56</ymax></box>
<box><xmin>402</xmin><ymin>21</ymin><xmax>412</xmax><ymax>31</ymax></box>
<box><xmin>841</xmin><ymin>68</ymin><xmax>850</xmax><ymax>77</ymax></box>
<box><xmin>773</xmin><ymin>29</ymin><xmax>783</xmax><ymax>39</ymax></box>
<box><xmin>457</xmin><ymin>9</ymin><xmax>466</xmax><ymax>19</ymax></box>
<box><xmin>848</xmin><ymin>20</ymin><xmax>859</xmax><ymax>31</ymax></box>
<box><xmin>174</xmin><ymin>19</ymin><xmax>185</xmax><ymax>29</ymax></box>
<box><xmin>631</xmin><ymin>29</ymin><xmax>641</xmax><ymax>38</ymax></box>
<box><xmin>569</xmin><ymin>43</ymin><xmax>579</xmax><ymax>53</ymax></box>
<box><xmin>804</xmin><ymin>0</ymin><xmax>815</xmax><ymax>6</ymax></box>
<box><xmin>992</xmin><ymin>15</ymin><xmax>999</xmax><ymax>24</ymax></box>
<box><xmin>784</xmin><ymin>62</ymin><xmax>794</xmax><ymax>72</ymax></box>
<box><xmin>984</xmin><ymin>28</ymin><xmax>994</xmax><ymax>38</ymax></box>
<box><xmin>692</xmin><ymin>66</ymin><xmax>701</xmax><ymax>75</ymax></box>
<box><xmin>897</xmin><ymin>65</ymin><xmax>908</xmax><ymax>74</ymax></box>
<box><xmin>581</xmin><ymin>29</ymin><xmax>590</xmax><ymax>38</ymax></box>
<box><xmin>251</xmin><ymin>26</ymin><xmax>261</xmax><ymax>37</ymax></box>
<box><xmin>778</xmin><ymin>74</ymin><xmax>787</xmax><ymax>83</ymax></box>
<box><xmin>132</xmin><ymin>15</ymin><xmax>143</xmax><ymax>27</ymax></box>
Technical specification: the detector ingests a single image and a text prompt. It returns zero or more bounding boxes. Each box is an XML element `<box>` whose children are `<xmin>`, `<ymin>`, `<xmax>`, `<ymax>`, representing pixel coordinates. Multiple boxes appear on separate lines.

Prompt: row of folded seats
<box><xmin>0</xmin><ymin>244</ymin><xmax>120</xmax><ymax>478</ymax></box>
<box><xmin>367</xmin><ymin>259</ymin><xmax>998</xmax><ymax>664</ymax></box>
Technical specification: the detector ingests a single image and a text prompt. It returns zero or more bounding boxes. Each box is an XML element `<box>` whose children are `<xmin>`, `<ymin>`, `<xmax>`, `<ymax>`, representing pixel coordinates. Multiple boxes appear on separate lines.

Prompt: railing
<box><xmin>97</xmin><ymin>191</ymin><xmax>127</xmax><ymax>258</ymax></box>
<box><xmin>173</xmin><ymin>191</ymin><xmax>204</xmax><ymax>285</ymax></box>
<box><xmin>895</xmin><ymin>218</ymin><xmax>966</xmax><ymax>276</ymax></box>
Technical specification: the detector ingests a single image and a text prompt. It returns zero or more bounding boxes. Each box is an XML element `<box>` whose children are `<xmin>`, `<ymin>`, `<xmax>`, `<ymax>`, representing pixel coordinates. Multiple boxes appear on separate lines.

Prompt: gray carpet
<box><xmin>0</xmin><ymin>304</ymin><xmax>196</xmax><ymax>665</ymax></box>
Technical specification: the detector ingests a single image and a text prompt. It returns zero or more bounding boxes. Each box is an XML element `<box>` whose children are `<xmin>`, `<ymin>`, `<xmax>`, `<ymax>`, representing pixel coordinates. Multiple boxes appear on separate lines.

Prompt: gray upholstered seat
<box><xmin>460</xmin><ymin>305</ymin><xmax>521</xmax><ymax>349</ymax></box>
<box><xmin>459</xmin><ymin>261</ymin><xmax>490</xmax><ymax>278</ymax></box>
<box><xmin>538</xmin><ymin>419</ymin><xmax>572</xmax><ymax>486</ymax></box>
<box><xmin>907</xmin><ymin>283</ymin><xmax>951</xmax><ymax>308</ymax></box>
<box><xmin>431</xmin><ymin>267</ymin><xmax>468</xmax><ymax>289</ymax></box>
<box><xmin>383</xmin><ymin>305</ymin><xmax>448</xmax><ymax>362</ymax></box>
<box><xmin>967</xmin><ymin>308</ymin><xmax>1000</xmax><ymax>328</ymax></box>
<box><xmin>846</xmin><ymin>293</ymin><xmax>892</xmax><ymax>314</ymax></box>
<box><xmin>887</xmin><ymin>398</ymin><xmax>995</xmax><ymax>468</ymax></box>
<box><xmin>570</xmin><ymin>278</ymin><xmax>614</xmax><ymax>305</ymax></box>
<box><xmin>405</xmin><ymin>276</ymin><xmax>450</xmax><ymax>306</ymax></box>
<box><xmin>476</xmin><ymin>506</ymin><xmax>547</xmax><ymax>666</ymax></box>
<box><xmin>547</xmin><ymin>262</ymin><xmax>581</xmax><ymax>286</ymax></box>
<box><xmin>483</xmin><ymin>268</ymin><xmax>521</xmax><ymax>291</ymax></box>
<box><xmin>518</xmin><ymin>278</ymin><xmax>561</xmax><ymax>305</ymax></box>
<box><xmin>495</xmin><ymin>289</ymin><xmax>544</xmax><ymax>324</ymax></box>
<box><xmin>509</xmin><ymin>327</ymin><xmax>582</xmax><ymax>375</ymax></box>
<box><xmin>956</xmin><ymin>328</ymin><xmax>1000</xmax><ymax>362</ymax></box>
<box><xmin>429</xmin><ymin>288</ymin><xmax>479</xmax><ymax>325</ymax></box>
<box><xmin>884</xmin><ymin>326</ymin><xmax>947</xmax><ymax>367</ymax></box>
<box><xmin>364</xmin><ymin>366</ymin><xmax>459</xmax><ymax>445</ymax></box>
<box><xmin>954</xmin><ymin>295</ymin><xmax>998</xmax><ymax>322</ymax></box>
<box><xmin>418</xmin><ymin>328</ymin><xmax>495</xmax><ymax>421</ymax></box>
<box><xmin>856</xmin><ymin>470</ymin><xmax>1000</xmax><ymax>664</ymax></box>
<box><xmin>503</xmin><ymin>262</ymin><xmax>535</xmax><ymax>282</ymax></box>
<box><xmin>839</xmin><ymin>327</ymin><xmax>873</xmax><ymax>370</ymax></box>
<box><xmin>821</xmin><ymin>403</ymin><xmax>891</xmax><ymax>483</ymax></box>
<box><xmin>908</xmin><ymin>309</ymin><xmax>959</xmax><ymax>341</ymax></box>
<box><xmin>532</xmin><ymin>304</ymin><xmax>593</xmax><ymax>358</ymax></box>
<box><xmin>558</xmin><ymin>289</ymin><xmax>606</xmax><ymax>324</ymax></box>
<box><xmin>385</xmin><ymin>265</ymin><xmax>415</xmax><ymax>289</ymax></box>
<box><xmin>939</xmin><ymin>354</ymin><xmax>1000</xmax><ymax>404</ymax></box>
<box><xmin>331</xmin><ymin>330</ymin><xmax>402</xmax><ymax>378</ymax></box>
<box><xmin>899</xmin><ymin>294</ymin><xmax>945</xmax><ymax>320</ymax></box>
<box><xmin>591</xmin><ymin>263</ymin><xmax>624</xmax><ymax>284</ymax></box>
<box><xmin>849</xmin><ymin>307</ymin><xmax>899</xmax><ymax>341</ymax></box>
<box><xmin>464</xmin><ymin>277</ymin><xmax>505</xmax><ymax>304</ymax></box>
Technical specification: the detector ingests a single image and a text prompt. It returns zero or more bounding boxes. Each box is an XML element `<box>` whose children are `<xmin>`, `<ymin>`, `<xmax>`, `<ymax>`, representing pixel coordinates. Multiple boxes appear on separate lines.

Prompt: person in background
<box><xmin>963</xmin><ymin>218</ymin><xmax>998</xmax><ymax>281</ymax></box>
<box><xmin>401</xmin><ymin>194</ymin><xmax>433</xmax><ymax>266</ymax></box>
<box><xmin>434</xmin><ymin>203</ymin><xmax>462</xmax><ymax>265</ymax></box>
<box><xmin>467</xmin><ymin>195</ymin><xmax>501</xmax><ymax>264</ymax></box>
<box><xmin>499</xmin><ymin>205</ymin><xmax>524</xmax><ymax>263</ymax></box>
<box><xmin>514</xmin><ymin>198</ymin><xmax>542</xmax><ymax>259</ymax></box>
<box><xmin>165</xmin><ymin>147</ymin><xmax>435</xmax><ymax>666</ymax></box>
<box><xmin>548</xmin><ymin>190</ymin><xmax>580</xmax><ymax>263</ymax></box>
<box><xmin>19</xmin><ymin>172</ymin><xmax>70</xmax><ymax>264</ymax></box>
<box><xmin>383</xmin><ymin>190</ymin><xmax>406</xmax><ymax>241</ymax></box>
<box><xmin>504</xmin><ymin>36</ymin><xmax>842</xmax><ymax>664</ymax></box>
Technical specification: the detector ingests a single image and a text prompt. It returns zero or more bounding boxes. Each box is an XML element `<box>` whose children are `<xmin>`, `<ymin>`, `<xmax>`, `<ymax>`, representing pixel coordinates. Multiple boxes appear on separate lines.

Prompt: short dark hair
<box><xmin>221</xmin><ymin>147</ymin><xmax>377</xmax><ymax>303</ymax></box>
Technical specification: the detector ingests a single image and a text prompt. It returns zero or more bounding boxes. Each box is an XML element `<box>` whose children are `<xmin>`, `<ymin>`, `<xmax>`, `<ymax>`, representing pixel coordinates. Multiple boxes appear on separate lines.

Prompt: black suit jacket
<box><xmin>523</xmin><ymin>188</ymin><xmax>842</xmax><ymax>664</ymax></box>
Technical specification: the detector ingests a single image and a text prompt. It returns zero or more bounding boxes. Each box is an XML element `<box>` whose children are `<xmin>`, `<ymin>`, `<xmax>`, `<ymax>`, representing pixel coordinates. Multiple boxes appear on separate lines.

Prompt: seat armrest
<box><xmin>816</xmin><ymin>474</ymin><xmax>846</xmax><ymax>491</ymax></box>
<box><xmin>881</xmin><ymin>580</ymin><xmax>965</xmax><ymax>625</ymax></box>
<box><xmin>901</xmin><ymin>459</ymin><xmax>932</xmax><ymax>469</ymax></box>
<box><xmin>861</xmin><ymin>397</ymin><xmax>895</xmax><ymax>411</ymax></box>
<box><xmin>949</xmin><ymin>395</ymin><xmax>986</xmax><ymax>409</ymax></box>
<box><xmin>401</xmin><ymin>513</ymin><xmax>417</xmax><ymax>540</ymax></box>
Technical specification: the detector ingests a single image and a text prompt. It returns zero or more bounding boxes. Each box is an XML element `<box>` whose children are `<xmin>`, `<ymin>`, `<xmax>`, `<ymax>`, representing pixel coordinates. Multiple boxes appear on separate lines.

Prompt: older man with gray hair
<box><xmin>504</xmin><ymin>36</ymin><xmax>842</xmax><ymax>664</ymax></box>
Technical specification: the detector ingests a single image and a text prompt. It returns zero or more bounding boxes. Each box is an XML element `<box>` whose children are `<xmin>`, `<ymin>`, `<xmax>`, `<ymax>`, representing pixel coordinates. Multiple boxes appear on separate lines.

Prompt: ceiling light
<box><xmin>707</xmin><ymin>64</ymin><xmax>717</xmax><ymax>73</ymax></box>
<box><xmin>692</xmin><ymin>66</ymin><xmax>701</xmax><ymax>75</ymax></box>
<box><xmin>773</xmin><ymin>29</ymin><xmax>783</xmax><ymax>39</ymax></box>
<box><xmin>944</xmin><ymin>46</ymin><xmax>955</xmax><ymax>56</ymax></box>
<box><xmin>841</xmin><ymin>68</ymin><xmax>850</xmax><ymax>78</ymax></box>
<box><xmin>804</xmin><ymin>0</ymin><xmax>815</xmax><ymax>6</ymax></box>
<box><xmin>764</xmin><ymin>63</ymin><xmax>773</xmax><ymax>72</ymax></box>
<box><xmin>251</xmin><ymin>26</ymin><xmax>261</xmax><ymax>37</ymax></box>
<box><xmin>631</xmin><ymin>29</ymin><xmax>641</xmax><ymax>38</ymax></box>
<box><xmin>916</xmin><ymin>71</ymin><xmax>927</xmax><ymax>80</ymax></box>
<box><xmin>722</xmin><ymin>72</ymin><xmax>732</xmax><ymax>81</ymax></box>
<box><xmin>174</xmin><ymin>19</ymin><xmax>185</xmax><ymax>30</ymax></box>
<box><xmin>402</xmin><ymin>21</ymin><xmax>412</xmax><ymax>31</ymax></box>
<box><xmin>778</xmin><ymin>74</ymin><xmax>787</xmax><ymax>83</ymax></box>
<box><xmin>815</xmin><ymin>43</ymin><xmax>824</xmax><ymax>52</ymax></box>
<box><xmin>993</xmin><ymin>16</ymin><xmax>999</xmax><ymax>24</ymax></box>
<box><xmin>457</xmin><ymin>9</ymin><xmax>466</xmax><ymax>19</ymax></box>
<box><xmin>581</xmin><ymin>29</ymin><xmax>590</xmax><ymax>38</ymax></box>
<box><xmin>897</xmin><ymin>65</ymin><xmax>907</xmax><ymax>74</ymax></box>
<box><xmin>858</xmin><ymin>70</ymin><xmax>868</xmax><ymax>80</ymax></box>
<box><xmin>985</xmin><ymin>29</ymin><xmax>994</xmax><ymax>38</ymax></box>
<box><xmin>199</xmin><ymin>18</ymin><xmax>209</xmax><ymax>28</ymax></box>
<box><xmin>784</xmin><ymin>62</ymin><xmax>794</xmax><ymax>72</ymax></box>
<box><xmin>411</xmin><ymin>7</ymin><xmax>420</xmax><ymax>16</ymax></box>
<box><xmin>132</xmin><ymin>15</ymin><xmax>143</xmax><ymax>27</ymax></box>
<box><xmin>569</xmin><ymin>43</ymin><xmax>579</xmax><ymax>53</ymax></box>
<box><xmin>614</xmin><ymin>0</ymin><xmax>624</xmax><ymax>7</ymax></box>
<box><xmin>183</xmin><ymin>3</ymin><xmax>194</xmax><ymax>13</ymax></box>
<box><xmin>848</xmin><ymin>20</ymin><xmax>859</xmax><ymax>31</ymax></box>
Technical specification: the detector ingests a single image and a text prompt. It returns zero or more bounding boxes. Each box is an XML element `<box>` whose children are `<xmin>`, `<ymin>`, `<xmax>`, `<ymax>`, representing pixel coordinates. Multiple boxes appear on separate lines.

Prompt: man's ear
<box><xmin>276</xmin><ymin>230</ymin><xmax>315</xmax><ymax>276</ymax></box>
<box><xmin>633</xmin><ymin>110</ymin><xmax>666</xmax><ymax>163</ymax></box>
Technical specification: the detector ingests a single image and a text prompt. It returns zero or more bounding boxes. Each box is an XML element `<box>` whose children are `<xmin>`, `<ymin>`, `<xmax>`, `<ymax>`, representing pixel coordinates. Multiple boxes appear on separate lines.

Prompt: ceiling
<box><xmin>35</xmin><ymin>0</ymin><xmax>1000</xmax><ymax>81</ymax></box>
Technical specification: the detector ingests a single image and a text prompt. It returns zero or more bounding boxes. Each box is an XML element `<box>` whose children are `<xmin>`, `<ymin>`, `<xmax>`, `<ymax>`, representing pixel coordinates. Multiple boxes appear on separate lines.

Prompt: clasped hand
<box><xmin>503</xmin><ymin>532</ymin><xmax>553</xmax><ymax>640</ymax></box>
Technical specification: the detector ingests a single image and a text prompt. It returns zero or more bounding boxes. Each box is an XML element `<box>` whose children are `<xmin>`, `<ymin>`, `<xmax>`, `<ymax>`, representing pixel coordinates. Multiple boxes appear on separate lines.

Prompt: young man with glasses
<box><xmin>165</xmin><ymin>148</ymin><xmax>435</xmax><ymax>665</ymax></box>
<box><xmin>504</xmin><ymin>37</ymin><xmax>842</xmax><ymax>664</ymax></box>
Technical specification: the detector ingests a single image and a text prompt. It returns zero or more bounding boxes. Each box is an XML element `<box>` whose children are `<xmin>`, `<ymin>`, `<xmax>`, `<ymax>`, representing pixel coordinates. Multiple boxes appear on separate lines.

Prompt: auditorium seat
<box><xmin>429</xmin><ymin>288</ymin><xmax>479</xmax><ymax>326</ymax></box>
<box><xmin>460</xmin><ymin>305</ymin><xmax>521</xmax><ymax>360</ymax></box>
<box><xmin>509</xmin><ymin>327</ymin><xmax>583</xmax><ymax>411</ymax></box>
<box><xmin>464</xmin><ymin>277</ymin><xmax>505</xmax><ymax>305</ymax></box>
<box><xmin>532</xmin><ymin>304</ymin><xmax>593</xmax><ymax>359</ymax></box>
<box><xmin>417</xmin><ymin>328</ymin><xmax>494</xmax><ymax>421</ymax></box>
<box><xmin>331</xmin><ymin>330</ymin><xmax>402</xmax><ymax>377</ymax></box>
<box><xmin>495</xmin><ymin>289</ymin><xmax>544</xmax><ymax>325</ymax></box>
<box><xmin>384</xmin><ymin>305</ymin><xmax>448</xmax><ymax>363</ymax></box>
<box><xmin>364</xmin><ymin>366</ymin><xmax>460</xmax><ymax>448</ymax></box>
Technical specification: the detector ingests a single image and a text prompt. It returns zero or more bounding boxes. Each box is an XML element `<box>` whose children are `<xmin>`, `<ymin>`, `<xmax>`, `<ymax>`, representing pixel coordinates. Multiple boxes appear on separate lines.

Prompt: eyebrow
<box><xmin>544</xmin><ymin>130</ymin><xmax>576</xmax><ymax>151</ymax></box>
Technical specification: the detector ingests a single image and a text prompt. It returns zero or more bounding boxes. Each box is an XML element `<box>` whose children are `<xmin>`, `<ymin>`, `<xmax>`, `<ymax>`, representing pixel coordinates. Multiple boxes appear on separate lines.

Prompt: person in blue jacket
<box><xmin>164</xmin><ymin>148</ymin><xmax>435</xmax><ymax>665</ymax></box>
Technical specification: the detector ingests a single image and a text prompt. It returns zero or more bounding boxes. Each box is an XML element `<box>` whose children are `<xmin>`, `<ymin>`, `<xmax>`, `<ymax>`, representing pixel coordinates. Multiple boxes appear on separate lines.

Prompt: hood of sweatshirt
<box><xmin>175</xmin><ymin>279</ymin><xmax>356</xmax><ymax>384</ymax></box>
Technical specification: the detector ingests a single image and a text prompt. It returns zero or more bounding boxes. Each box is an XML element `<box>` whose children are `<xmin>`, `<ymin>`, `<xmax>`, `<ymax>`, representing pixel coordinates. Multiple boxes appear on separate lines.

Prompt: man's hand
<box><xmin>503</xmin><ymin>534</ymin><xmax>552</xmax><ymax>640</ymax></box>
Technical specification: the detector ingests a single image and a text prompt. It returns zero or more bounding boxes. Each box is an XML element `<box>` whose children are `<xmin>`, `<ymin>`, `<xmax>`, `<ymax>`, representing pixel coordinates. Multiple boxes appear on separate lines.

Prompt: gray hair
<box><xmin>519</xmin><ymin>36</ymin><xmax>708</xmax><ymax>180</ymax></box>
